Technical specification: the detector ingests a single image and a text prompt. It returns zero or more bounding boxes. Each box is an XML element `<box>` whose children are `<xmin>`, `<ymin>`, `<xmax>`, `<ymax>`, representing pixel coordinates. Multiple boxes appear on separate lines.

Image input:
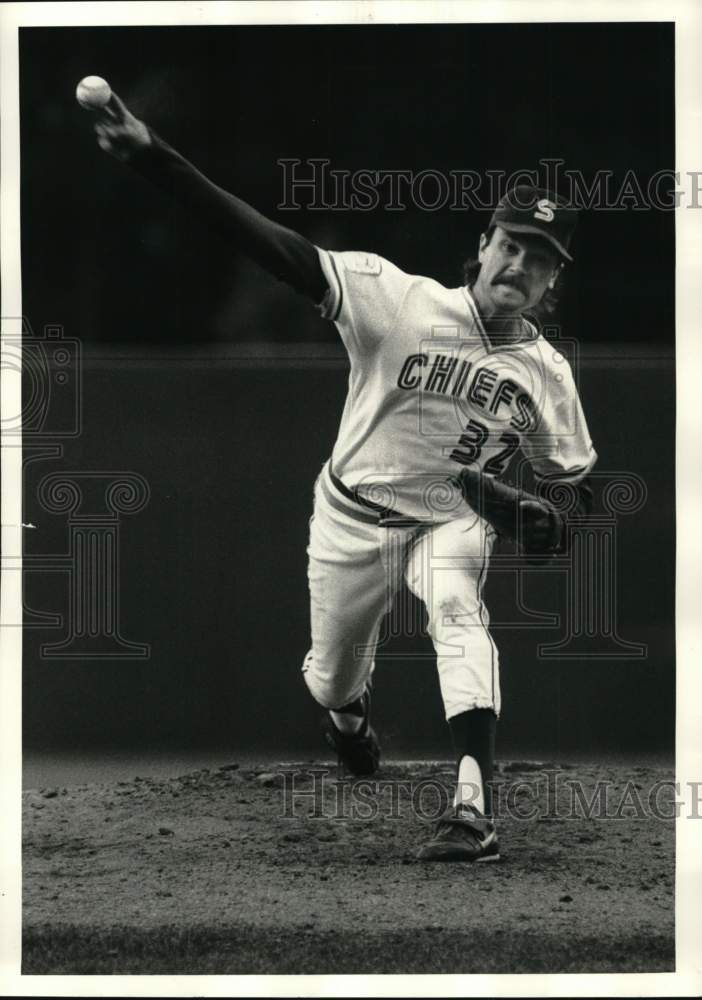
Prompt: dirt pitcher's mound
<box><xmin>23</xmin><ymin>760</ymin><xmax>674</xmax><ymax>974</ymax></box>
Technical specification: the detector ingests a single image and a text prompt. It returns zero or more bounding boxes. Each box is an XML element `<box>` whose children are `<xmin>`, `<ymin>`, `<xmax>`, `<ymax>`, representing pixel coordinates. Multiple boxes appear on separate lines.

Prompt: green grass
<box><xmin>23</xmin><ymin>923</ymin><xmax>674</xmax><ymax>975</ymax></box>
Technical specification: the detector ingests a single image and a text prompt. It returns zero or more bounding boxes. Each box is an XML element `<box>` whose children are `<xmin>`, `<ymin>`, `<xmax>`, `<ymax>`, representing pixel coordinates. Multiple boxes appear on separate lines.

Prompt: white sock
<box><xmin>453</xmin><ymin>754</ymin><xmax>485</xmax><ymax>814</ymax></box>
<box><xmin>329</xmin><ymin>710</ymin><xmax>364</xmax><ymax>734</ymax></box>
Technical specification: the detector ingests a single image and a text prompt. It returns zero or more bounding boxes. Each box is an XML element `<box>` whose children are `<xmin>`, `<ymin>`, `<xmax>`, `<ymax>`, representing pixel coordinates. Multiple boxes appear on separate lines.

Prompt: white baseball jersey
<box><xmin>316</xmin><ymin>248</ymin><xmax>597</xmax><ymax>522</ymax></box>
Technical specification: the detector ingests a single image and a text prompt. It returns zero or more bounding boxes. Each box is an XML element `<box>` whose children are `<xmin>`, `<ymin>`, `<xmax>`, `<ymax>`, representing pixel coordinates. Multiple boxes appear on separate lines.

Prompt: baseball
<box><xmin>75</xmin><ymin>75</ymin><xmax>112</xmax><ymax>110</ymax></box>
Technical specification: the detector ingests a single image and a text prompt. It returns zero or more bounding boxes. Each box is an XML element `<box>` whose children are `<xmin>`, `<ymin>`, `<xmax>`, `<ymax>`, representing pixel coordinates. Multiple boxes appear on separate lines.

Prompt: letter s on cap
<box><xmin>534</xmin><ymin>199</ymin><xmax>556</xmax><ymax>222</ymax></box>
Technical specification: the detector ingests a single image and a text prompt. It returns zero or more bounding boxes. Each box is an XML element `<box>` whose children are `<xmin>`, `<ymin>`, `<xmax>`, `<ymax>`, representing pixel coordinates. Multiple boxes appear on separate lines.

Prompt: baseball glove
<box><xmin>457</xmin><ymin>466</ymin><xmax>565</xmax><ymax>561</ymax></box>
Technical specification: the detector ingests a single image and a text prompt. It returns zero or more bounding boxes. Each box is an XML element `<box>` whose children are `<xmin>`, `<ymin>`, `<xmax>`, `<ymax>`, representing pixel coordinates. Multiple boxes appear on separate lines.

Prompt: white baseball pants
<box><xmin>302</xmin><ymin>464</ymin><xmax>500</xmax><ymax>721</ymax></box>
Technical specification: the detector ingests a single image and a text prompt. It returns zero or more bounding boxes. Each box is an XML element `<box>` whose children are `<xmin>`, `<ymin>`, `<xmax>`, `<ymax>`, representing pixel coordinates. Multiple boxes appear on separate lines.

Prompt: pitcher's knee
<box><xmin>301</xmin><ymin>649</ymin><xmax>369</xmax><ymax>710</ymax></box>
<box><xmin>434</xmin><ymin>593</ymin><xmax>479</xmax><ymax>629</ymax></box>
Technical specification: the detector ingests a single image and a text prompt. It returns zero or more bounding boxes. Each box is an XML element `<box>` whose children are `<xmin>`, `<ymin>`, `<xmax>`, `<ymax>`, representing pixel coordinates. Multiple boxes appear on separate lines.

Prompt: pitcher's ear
<box><xmin>548</xmin><ymin>262</ymin><xmax>564</xmax><ymax>290</ymax></box>
<box><xmin>478</xmin><ymin>232</ymin><xmax>489</xmax><ymax>262</ymax></box>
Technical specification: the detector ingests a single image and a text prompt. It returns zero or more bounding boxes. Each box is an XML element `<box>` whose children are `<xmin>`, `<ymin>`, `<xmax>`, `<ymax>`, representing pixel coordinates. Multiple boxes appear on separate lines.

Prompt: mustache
<box><xmin>493</xmin><ymin>275</ymin><xmax>527</xmax><ymax>295</ymax></box>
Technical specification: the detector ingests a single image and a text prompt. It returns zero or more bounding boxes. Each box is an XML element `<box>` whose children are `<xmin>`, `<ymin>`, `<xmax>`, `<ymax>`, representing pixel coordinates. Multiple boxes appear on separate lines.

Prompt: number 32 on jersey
<box><xmin>450</xmin><ymin>420</ymin><xmax>519</xmax><ymax>476</ymax></box>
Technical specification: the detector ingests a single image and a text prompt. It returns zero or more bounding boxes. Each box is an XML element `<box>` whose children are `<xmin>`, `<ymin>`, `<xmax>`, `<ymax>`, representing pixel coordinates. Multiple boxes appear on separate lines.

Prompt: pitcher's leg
<box><xmin>302</xmin><ymin>485</ymin><xmax>402</xmax><ymax>712</ymax></box>
<box><xmin>406</xmin><ymin>514</ymin><xmax>500</xmax><ymax>719</ymax></box>
<box><xmin>408</xmin><ymin>514</ymin><xmax>500</xmax><ymax>856</ymax></box>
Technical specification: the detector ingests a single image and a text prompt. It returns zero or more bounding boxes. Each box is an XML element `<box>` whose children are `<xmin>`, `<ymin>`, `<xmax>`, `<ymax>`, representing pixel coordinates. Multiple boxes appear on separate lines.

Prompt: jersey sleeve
<box><xmin>130</xmin><ymin>131</ymin><xmax>328</xmax><ymax>302</ymax></box>
<box><xmin>315</xmin><ymin>248</ymin><xmax>415</xmax><ymax>355</ymax></box>
<box><xmin>521</xmin><ymin>354</ymin><xmax>597</xmax><ymax>484</ymax></box>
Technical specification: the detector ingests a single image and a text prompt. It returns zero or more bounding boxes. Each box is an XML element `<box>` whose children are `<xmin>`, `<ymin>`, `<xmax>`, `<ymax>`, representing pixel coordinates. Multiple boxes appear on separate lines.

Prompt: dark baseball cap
<box><xmin>489</xmin><ymin>185</ymin><xmax>577</xmax><ymax>262</ymax></box>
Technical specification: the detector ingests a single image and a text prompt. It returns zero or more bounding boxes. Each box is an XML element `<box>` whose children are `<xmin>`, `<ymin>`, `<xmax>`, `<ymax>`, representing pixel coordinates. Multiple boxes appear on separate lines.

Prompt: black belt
<box><xmin>327</xmin><ymin>465</ymin><xmax>422</xmax><ymax>527</ymax></box>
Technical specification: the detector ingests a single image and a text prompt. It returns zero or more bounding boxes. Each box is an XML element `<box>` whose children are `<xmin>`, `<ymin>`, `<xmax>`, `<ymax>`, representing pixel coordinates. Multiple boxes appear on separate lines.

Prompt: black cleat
<box><xmin>322</xmin><ymin>688</ymin><xmax>380</xmax><ymax>777</ymax></box>
<box><xmin>416</xmin><ymin>803</ymin><xmax>500</xmax><ymax>862</ymax></box>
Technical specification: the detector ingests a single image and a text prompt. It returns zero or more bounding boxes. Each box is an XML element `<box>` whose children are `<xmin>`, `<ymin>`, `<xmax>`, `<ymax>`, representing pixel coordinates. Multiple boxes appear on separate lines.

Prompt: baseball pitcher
<box><xmin>86</xmin><ymin>85</ymin><xmax>596</xmax><ymax>862</ymax></box>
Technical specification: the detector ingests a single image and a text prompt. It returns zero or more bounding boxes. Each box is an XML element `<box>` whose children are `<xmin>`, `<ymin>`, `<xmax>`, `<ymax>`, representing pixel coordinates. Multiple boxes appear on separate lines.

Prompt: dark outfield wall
<box><xmin>19</xmin><ymin>24</ymin><xmax>674</xmax><ymax>756</ymax></box>
<box><xmin>21</xmin><ymin>352</ymin><xmax>675</xmax><ymax>757</ymax></box>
